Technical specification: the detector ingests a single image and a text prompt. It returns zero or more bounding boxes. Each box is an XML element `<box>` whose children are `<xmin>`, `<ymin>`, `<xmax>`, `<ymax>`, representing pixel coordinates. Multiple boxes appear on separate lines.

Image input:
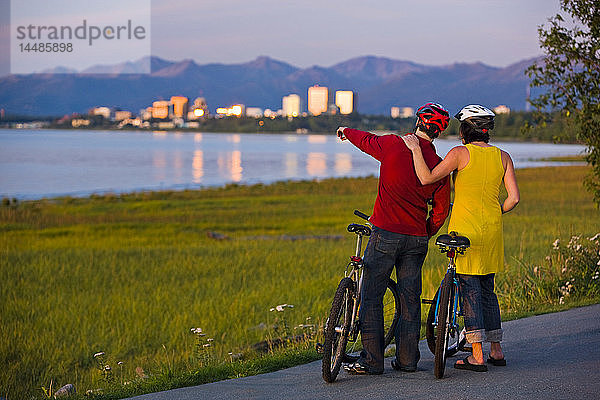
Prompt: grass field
<box><xmin>1</xmin><ymin>166</ymin><xmax>598</xmax><ymax>399</ymax></box>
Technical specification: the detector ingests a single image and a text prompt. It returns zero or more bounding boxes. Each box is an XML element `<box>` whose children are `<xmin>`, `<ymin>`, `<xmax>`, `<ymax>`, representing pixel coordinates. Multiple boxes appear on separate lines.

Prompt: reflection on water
<box><xmin>153</xmin><ymin>150</ymin><xmax>167</xmax><ymax>182</ymax></box>
<box><xmin>228</xmin><ymin>134</ymin><xmax>241</xmax><ymax>144</ymax></box>
<box><xmin>308</xmin><ymin>135</ymin><xmax>327</xmax><ymax>144</ymax></box>
<box><xmin>174</xmin><ymin>151</ymin><xmax>183</xmax><ymax>180</ymax></box>
<box><xmin>306</xmin><ymin>152</ymin><xmax>327</xmax><ymax>176</ymax></box>
<box><xmin>193</xmin><ymin>150</ymin><xmax>204</xmax><ymax>183</ymax></box>
<box><xmin>231</xmin><ymin>150</ymin><xmax>242</xmax><ymax>182</ymax></box>
<box><xmin>153</xmin><ymin>151</ymin><xmax>167</xmax><ymax>168</ymax></box>
<box><xmin>217</xmin><ymin>151</ymin><xmax>243</xmax><ymax>182</ymax></box>
<box><xmin>0</xmin><ymin>129</ymin><xmax>588</xmax><ymax>199</ymax></box>
<box><xmin>285</xmin><ymin>153</ymin><xmax>298</xmax><ymax>177</ymax></box>
<box><xmin>335</xmin><ymin>153</ymin><xmax>353</xmax><ymax>175</ymax></box>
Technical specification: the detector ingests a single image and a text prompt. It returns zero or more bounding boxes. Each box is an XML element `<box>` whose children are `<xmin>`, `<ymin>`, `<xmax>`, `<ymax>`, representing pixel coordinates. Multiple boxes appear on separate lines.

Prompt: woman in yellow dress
<box><xmin>402</xmin><ymin>105</ymin><xmax>520</xmax><ymax>372</ymax></box>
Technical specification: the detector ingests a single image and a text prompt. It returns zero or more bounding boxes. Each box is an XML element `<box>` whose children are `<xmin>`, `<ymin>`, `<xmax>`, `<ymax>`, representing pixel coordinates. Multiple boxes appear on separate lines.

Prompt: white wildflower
<box><xmin>118</xmin><ymin>361</ymin><xmax>123</xmax><ymax>365</ymax></box>
<box><xmin>567</xmin><ymin>235</ymin><xmax>580</xmax><ymax>249</ymax></box>
<box><xmin>559</xmin><ymin>296</ymin><xmax>565</xmax><ymax>304</ymax></box>
<box><xmin>559</xmin><ymin>286</ymin><xmax>567</xmax><ymax>295</ymax></box>
<box><xmin>190</xmin><ymin>327</ymin><xmax>203</xmax><ymax>334</ymax></box>
<box><xmin>574</xmin><ymin>244</ymin><xmax>582</xmax><ymax>251</ymax></box>
<box><xmin>562</xmin><ymin>266</ymin><xmax>568</xmax><ymax>273</ymax></box>
<box><xmin>597</xmin><ymin>259</ymin><xmax>600</xmax><ymax>267</ymax></box>
<box><xmin>552</xmin><ymin>239</ymin><xmax>560</xmax><ymax>250</ymax></box>
<box><xmin>272</xmin><ymin>303</ymin><xmax>294</xmax><ymax>312</ymax></box>
<box><xmin>533</xmin><ymin>266</ymin><xmax>539</xmax><ymax>274</ymax></box>
<box><xmin>94</xmin><ymin>352</ymin><xmax>105</xmax><ymax>358</ymax></box>
<box><xmin>589</xmin><ymin>233</ymin><xmax>600</xmax><ymax>242</ymax></box>
<box><xmin>566</xmin><ymin>256</ymin><xmax>573</xmax><ymax>265</ymax></box>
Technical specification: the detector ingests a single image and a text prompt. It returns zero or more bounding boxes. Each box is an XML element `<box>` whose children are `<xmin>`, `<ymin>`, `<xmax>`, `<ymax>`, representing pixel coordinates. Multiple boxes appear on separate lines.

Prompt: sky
<box><xmin>0</xmin><ymin>0</ymin><xmax>564</xmax><ymax>74</ymax></box>
<box><xmin>149</xmin><ymin>0</ymin><xmax>562</xmax><ymax>68</ymax></box>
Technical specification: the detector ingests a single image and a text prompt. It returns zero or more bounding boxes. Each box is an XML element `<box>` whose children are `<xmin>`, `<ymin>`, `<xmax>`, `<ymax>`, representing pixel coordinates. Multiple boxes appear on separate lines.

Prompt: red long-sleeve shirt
<box><xmin>344</xmin><ymin>128</ymin><xmax>450</xmax><ymax>237</ymax></box>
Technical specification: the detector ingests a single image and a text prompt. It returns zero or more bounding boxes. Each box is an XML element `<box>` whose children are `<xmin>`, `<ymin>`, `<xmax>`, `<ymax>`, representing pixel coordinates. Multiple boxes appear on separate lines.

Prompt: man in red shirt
<box><xmin>339</xmin><ymin>103</ymin><xmax>451</xmax><ymax>375</ymax></box>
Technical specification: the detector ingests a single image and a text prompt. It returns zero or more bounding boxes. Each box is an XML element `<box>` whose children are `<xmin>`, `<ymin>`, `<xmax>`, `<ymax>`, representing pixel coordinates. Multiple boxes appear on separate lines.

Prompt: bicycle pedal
<box><xmin>315</xmin><ymin>343</ymin><xmax>324</xmax><ymax>354</ymax></box>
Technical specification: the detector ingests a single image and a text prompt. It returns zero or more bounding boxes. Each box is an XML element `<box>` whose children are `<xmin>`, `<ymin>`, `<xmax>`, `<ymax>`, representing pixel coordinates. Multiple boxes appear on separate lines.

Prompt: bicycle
<box><xmin>422</xmin><ymin>231</ymin><xmax>470</xmax><ymax>378</ymax></box>
<box><xmin>320</xmin><ymin>210</ymin><xmax>401</xmax><ymax>383</ymax></box>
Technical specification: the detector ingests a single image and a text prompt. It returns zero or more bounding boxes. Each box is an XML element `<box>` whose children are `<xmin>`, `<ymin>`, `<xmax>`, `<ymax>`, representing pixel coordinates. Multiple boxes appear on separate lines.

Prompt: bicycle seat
<box><xmin>347</xmin><ymin>223</ymin><xmax>371</xmax><ymax>236</ymax></box>
<box><xmin>435</xmin><ymin>233</ymin><xmax>470</xmax><ymax>249</ymax></box>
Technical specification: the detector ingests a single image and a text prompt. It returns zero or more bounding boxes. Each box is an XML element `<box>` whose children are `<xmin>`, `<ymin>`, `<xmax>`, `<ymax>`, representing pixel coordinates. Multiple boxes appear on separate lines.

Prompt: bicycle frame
<box><xmin>341</xmin><ymin>233</ymin><xmax>366</xmax><ymax>343</ymax></box>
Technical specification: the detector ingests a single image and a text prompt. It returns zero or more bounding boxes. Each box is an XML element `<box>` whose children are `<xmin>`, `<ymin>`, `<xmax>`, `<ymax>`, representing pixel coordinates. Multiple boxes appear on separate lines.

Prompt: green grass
<box><xmin>1</xmin><ymin>167</ymin><xmax>598</xmax><ymax>399</ymax></box>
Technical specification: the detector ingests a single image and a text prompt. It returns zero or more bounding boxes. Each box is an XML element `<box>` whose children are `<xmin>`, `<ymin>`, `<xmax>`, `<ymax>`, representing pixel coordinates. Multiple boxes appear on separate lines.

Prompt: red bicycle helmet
<box><xmin>415</xmin><ymin>102</ymin><xmax>450</xmax><ymax>138</ymax></box>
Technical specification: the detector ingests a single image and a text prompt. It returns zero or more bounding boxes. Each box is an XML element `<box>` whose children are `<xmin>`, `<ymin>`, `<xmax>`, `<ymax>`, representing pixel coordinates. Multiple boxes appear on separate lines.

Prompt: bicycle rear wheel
<box><xmin>322</xmin><ymin>277</ymin><xmax>354</xmax><ymax>383</ymax></box>
<box><xmin>426</xmin><ymin>286</ymin><xmax>466</xmax><ymax>357</ymax></box>
<box><xmin>344</xmin><ymin>277</ymin><xmax>401</xmax><ymax>357</ymax></box>
<box><xmin>383</xmin><ymin>278</ymin><xmax>401</xmax><ymax>347</ymax></box>
<box><xmin>433</xmin><ymin>271</ymin><xmax>453</xmax><ymax>379</ymax></box>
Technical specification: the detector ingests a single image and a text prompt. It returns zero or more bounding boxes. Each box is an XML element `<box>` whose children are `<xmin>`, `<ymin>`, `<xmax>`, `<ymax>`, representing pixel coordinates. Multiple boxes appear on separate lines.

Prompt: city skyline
<box><xmin>89</xmin><ymin>84</ymin><xmax>362</xmax><ymax>130</ymax></box>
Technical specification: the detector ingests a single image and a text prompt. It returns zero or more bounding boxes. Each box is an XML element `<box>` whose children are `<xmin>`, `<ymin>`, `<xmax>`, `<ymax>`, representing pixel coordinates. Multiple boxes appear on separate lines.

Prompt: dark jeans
<box><xmin>458</xmin><ymin>273</ymin><xmax>503</xmax><ymax>343</ymax></box>
<box><xmin>358</xmin><ymin>227</ymin><xmax>428</xmax><ymax>373</ymax></box>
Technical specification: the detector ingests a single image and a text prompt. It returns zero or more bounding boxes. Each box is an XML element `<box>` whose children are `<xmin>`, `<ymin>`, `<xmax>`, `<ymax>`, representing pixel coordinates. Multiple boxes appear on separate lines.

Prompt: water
<box><xmin>0</xmin><ymin>129</ymin><xmax>587</xmax><ymax>199</ymax></box>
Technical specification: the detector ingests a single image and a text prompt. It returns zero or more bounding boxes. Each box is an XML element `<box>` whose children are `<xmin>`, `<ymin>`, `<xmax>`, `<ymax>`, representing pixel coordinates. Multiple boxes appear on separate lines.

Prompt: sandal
<box><xmin>487</xmin><ymin>356</ymin><xmax>507</xmax><ymax>366</ymax></box>
<box><xmin>454</xmin><ymin>357</ymin><xmax>488</xmax><ymax>372</ymax></box>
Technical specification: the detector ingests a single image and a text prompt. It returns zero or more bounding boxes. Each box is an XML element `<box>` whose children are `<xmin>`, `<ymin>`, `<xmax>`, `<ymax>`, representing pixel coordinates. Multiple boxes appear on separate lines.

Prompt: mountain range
<box><xmin>0</xmin><ymin>55</ymin><xmax>537</xmax><ymax>116</ymax></box>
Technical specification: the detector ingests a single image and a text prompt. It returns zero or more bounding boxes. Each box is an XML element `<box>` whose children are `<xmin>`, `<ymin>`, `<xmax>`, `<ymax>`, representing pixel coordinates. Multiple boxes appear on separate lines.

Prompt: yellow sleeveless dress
<box><xmin>448</xmin><ymin>144</ymin><xmax>505</xmax><ymax>275</ymax></box>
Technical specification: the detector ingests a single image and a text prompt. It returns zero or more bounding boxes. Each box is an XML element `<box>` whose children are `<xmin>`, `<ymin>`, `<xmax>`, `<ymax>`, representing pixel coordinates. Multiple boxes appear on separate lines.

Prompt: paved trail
<box><xmin>127</xmin><ymin>304</ymin><xmax>600</xmax><ymax>400</ymax></box>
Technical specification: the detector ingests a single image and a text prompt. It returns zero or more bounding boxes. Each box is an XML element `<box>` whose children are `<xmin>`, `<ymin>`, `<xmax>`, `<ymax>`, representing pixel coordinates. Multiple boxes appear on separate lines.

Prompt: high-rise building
<box><xmin>216</xmin><ymin>104</ymin><xmax>245</xmax><ymax>117</ymax></box>
<box><xmin>114</xmin><ymin>111</ymin><xmax>132</xmax><ymax>121</ymax></box>
<box><xmin>282</xmin><ymin>94</ymin><xmax>301</xmax><ymax>117</ymax></box>
<box><xmin>152</xmin><ymin>101</ymin><xmax>170</xmax><ymax>119</ymax></box>
<box><xmin>400</xmin><ymin>107</ymin><xmax>414</xmax><ymax>118</ymax></box>
<box><xmin>90</xmin><ymin>106</ymin><xmax>111</xmax><ymax>120</ymax></box>
<box><xmin>335</xmin><ymin>91</ymin><xmax>355</xmax><ymax>115</ymax></box>
<box><xmin>494</xmin><ymin>105</ymin><xmax>510</xmax><ymax>114</ymax></box>
<box><xmin>170</xmin><ymin>96</ymin><xmax>189</xmax><ymax>119</ymax></box>
<box><xmin>141</xmin><ymin>107</ymin><xmax>153</xmax><ymax>121</ymax></box>
<box><xmin>308</xmin><ymin>85</ymin><xmax>328</xmax><ymax>116</ymax></box>
<box><xmin>246</xmin><ymin>107</ymin><xmax>263</xmax><ymax>118</ymax></box>
<box><xmin>188</xmin><ymin>97</ymin><xmax>209</xmax><ymax>120</ymax></box>
<box><xmin>391</xmin><ymin>106</ymin><xmax>414</xmax><ymax>118</ymax></box>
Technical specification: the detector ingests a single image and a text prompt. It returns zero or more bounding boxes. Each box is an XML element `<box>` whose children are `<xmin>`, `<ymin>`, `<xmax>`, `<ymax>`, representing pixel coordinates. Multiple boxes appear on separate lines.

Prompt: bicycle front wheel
<box><xmin>322</xmin><ymin>277</ymin><xmax>355</xmax><ymax>383</ymax></box>
<box><xmin>433</xmin><ymin>271</ymin><xmax>453</xmax><ymax>379</ymax></box>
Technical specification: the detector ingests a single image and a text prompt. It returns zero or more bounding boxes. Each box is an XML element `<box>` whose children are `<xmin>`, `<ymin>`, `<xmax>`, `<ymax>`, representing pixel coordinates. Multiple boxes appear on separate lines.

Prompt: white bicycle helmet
<box><xmin>454</xmin><ymin>104</ymin><xmax>495</xmax><ymax>133</ymax></box>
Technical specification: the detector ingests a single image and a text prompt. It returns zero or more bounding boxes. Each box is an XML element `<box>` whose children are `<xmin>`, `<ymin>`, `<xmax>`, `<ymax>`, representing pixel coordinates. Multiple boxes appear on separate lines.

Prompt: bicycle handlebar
<box><xmin>353</xmin><ymin>210</ymin><xmax>370</xmax><ymax>221</ymax></box>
